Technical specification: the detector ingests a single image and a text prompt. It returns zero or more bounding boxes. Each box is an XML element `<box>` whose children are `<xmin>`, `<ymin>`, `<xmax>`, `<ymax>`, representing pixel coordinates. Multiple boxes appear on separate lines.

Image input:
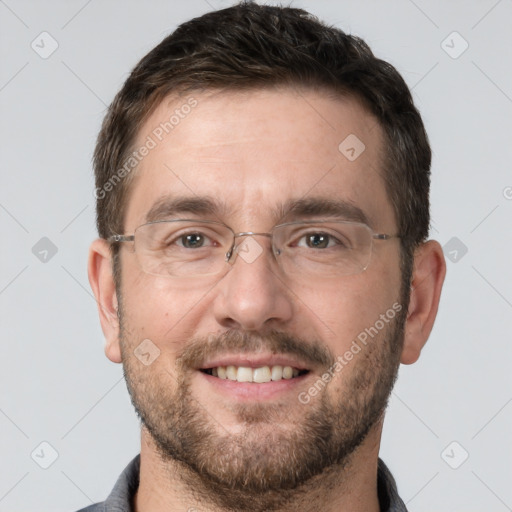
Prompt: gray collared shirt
<box><xmin>75</xmin><ymin>455</ymin><xmax>408</xmax><ymax>511</ymax></box>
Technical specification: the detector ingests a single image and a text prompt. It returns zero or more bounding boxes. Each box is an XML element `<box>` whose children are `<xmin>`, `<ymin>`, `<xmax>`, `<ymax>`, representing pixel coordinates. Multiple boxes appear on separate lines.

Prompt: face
<box><xmin>116</xmin><ymin>87</ymin><xmax>406</xmax><ymax>505</ymax></box>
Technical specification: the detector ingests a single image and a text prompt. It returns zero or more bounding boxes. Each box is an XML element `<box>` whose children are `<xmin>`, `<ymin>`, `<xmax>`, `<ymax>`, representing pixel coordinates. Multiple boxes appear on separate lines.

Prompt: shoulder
<box><xmin>377</xmin><ymin>458</ymin><xmax>408</xmax><ymax>512</ymax></box>
<box><xmin>72</xmin><ymin>454</ymin><xmax>140</xmax><ymax>512</ymax></box>
<box><xmin>73</xmin><ymin>504</ymin><xmax>104</xmax><ymax>512</ymax></box>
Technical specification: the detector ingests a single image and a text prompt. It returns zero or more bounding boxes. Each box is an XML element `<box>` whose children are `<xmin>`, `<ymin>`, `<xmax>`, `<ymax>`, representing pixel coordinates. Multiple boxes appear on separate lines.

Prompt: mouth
<box><xmin>196</xmin><ymin>355</ymin><xmax>314</xmax><ymax>400</ymax></box>
<box><xmin>200</xmin><ymin>365</ymin><xmax>310</xmax><ymax>383</ymax></box>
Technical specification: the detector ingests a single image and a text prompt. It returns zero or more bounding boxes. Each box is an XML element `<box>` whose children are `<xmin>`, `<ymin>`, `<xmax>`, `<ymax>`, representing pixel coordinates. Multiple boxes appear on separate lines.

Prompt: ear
<box><xmin>401</xmin><ymin>240</ymin><xmax>446</xmax><ymax>365</ymax></box>
<box><xmin>88</xmin><ymin>238</ymin><xmax>122</xmax><ymax>363</ymax></box>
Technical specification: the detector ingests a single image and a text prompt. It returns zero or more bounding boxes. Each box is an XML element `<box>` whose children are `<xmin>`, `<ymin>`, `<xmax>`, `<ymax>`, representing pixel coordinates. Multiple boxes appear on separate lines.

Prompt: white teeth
<box><xmin>282</xmin><ymin>366</ymin><xmax>293</xmax><ymax>379</ymax></box>
<box><xmin>208</xmin><ymin>365</ymin><xmax>304</xmax><ymax>383</ymax></box>
<box><xmin>237</xmin><ymin>367</ymin><xmax>253</xmax><ymax>382</ymax></box>
<box><xmin>253</xmin><ymin>366</ymin><xmax>272</xmax><ymax>383</ymax></box>
<box><xmin>271</xmin><ymin>365</ymin><xmax>283</xmax><ymax>381</ymax></box>
<box><xmin>226</xmin><ymin>365</ymin><xmax>237</xmax><ymax>380</ymax></box>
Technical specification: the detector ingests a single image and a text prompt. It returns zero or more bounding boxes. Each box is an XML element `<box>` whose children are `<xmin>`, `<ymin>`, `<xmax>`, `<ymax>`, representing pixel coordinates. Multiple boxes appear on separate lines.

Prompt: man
<box><xmin>84</xmin><ymin>2</ymin><xmax>446</xmax><ymax>511</ymax></box>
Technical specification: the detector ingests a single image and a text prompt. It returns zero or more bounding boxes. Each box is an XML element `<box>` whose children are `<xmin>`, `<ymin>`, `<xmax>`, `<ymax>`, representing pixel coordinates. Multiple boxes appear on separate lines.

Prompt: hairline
<box><xmin>113</xmin><ymin>82</ymin><xmax>389</xmax><ymax>236</ymax></box>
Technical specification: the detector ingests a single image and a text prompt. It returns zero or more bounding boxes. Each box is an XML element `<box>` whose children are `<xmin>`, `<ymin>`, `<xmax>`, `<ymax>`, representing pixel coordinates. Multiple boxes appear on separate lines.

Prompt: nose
<box><xmin>212</xmin><ymin>234</ymin><xmax>294</xmax><ymax>331</ymax></box>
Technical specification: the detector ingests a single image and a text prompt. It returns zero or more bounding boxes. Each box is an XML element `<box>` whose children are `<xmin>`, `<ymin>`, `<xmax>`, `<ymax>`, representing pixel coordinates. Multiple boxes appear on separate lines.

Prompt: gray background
<box><xmin>1</xmin><ymin>0</ymin><xmax>511</xmax><ymax>510</ymax></box>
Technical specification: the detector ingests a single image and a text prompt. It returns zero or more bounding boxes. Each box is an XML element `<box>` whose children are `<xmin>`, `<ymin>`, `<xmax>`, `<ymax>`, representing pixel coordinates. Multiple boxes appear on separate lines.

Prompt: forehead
<box><xmin>124</xmin><ymin>87</ymin><xmax>395</xmax><ymax>232</ymax></box>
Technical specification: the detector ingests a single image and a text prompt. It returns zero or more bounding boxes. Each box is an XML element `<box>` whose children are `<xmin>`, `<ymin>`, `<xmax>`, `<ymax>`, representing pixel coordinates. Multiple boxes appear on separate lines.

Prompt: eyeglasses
<box><xmin>107</xmin><ymin>219</ymin><xmax>400</xmax><ymax>279</ymax></box>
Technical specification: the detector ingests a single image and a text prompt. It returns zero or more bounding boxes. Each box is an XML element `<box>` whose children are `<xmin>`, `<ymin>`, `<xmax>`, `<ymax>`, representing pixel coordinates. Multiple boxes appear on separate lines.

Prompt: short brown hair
<box><xmin>94</xmin><ymin>1</ymin><xmax>431</xmax><ymax>292</ymax></box>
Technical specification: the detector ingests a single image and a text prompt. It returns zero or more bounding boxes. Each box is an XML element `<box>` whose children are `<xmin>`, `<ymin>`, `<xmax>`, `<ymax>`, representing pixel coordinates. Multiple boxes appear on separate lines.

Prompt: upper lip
<box><xmin>198</xmin><ymin>353</ymin><xmax>311</xmax><ymax>371</ymax></box>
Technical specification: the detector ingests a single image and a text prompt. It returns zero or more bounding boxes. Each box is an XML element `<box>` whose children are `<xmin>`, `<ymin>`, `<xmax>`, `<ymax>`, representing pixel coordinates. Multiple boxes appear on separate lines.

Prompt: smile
<box><xmin>201</xmin><ymin>365</ymin><xmax>309</xmax><ymax>383</ymax></box>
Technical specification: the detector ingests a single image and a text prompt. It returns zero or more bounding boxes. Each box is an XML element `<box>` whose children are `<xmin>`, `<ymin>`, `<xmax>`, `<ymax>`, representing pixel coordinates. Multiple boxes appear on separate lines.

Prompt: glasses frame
<box><xmin>107</xmin><ymin>218</ymin><xmax>400</xmax><ymax>276</ymax></box>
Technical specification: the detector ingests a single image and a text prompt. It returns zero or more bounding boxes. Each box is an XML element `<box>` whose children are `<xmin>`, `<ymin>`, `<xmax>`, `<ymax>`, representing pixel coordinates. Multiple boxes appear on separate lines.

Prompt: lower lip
<box><xmin>197</xmin><ymin>371</ymin><xmax>310</xmax><ymax>401</ymax></box>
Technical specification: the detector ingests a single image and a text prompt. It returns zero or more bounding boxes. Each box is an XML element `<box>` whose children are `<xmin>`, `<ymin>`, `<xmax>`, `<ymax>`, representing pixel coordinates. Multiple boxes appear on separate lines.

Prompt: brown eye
<box><xmin>179</xmin><ymin>233</ymin><xmax>206</xmax><ymax>248</ymax></box>
<box><xmin>305</xmin><ymin>233</ymin><xmax>330</xmax><ymax>249</ymax></box>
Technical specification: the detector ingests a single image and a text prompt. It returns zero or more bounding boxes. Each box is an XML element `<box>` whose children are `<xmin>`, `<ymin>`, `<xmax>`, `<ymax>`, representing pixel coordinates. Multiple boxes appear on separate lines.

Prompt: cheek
<box><xmin>120</xmin><ymin>267</ymin><xmax>215</xmax><ymax>350</ymax></box>
<box><xmin>293</xmin><ymin>263</ymin><xmax>401</xmax><ymax>355</ymax></box>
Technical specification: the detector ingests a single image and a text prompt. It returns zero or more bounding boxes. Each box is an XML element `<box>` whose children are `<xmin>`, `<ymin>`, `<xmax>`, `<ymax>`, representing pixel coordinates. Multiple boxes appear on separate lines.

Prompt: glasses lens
<box><xmin>134</xmin><ymin>220</ymin><xmax>233</xmax><ymax>277</ymax></box>
<box><xmin>274</xmin><ymin>221</ymin><xmax>373</xmax><ymax>277</ymax></box>
<box><xmin>130</xmin><ymin>220</ymin><xmax>374</xmax><ymax>278</ymax></box>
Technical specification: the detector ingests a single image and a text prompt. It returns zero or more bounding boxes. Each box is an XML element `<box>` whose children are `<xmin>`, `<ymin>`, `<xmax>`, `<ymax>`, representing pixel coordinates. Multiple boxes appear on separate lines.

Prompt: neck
<box><xmin>133</xmin><ymin>424</ymin><xmax>383</xmax><ymax>512</ymax></box>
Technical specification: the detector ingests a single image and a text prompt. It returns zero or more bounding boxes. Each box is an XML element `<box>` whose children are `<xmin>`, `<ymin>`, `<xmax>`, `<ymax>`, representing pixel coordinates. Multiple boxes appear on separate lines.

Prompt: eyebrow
<box><xmin>280</xmin><ymin>197</ymin><xmax>370</xmax><ymax>226</ymax></box>
<box><xmin>144</xmin><ymin>196</ymin><xmax>224</xmax><ymax>223</ymax></box>
<box><xmin>143</xmin><ymin>195</ymin><xmax>370</xmax><ymax>226</ymax></box>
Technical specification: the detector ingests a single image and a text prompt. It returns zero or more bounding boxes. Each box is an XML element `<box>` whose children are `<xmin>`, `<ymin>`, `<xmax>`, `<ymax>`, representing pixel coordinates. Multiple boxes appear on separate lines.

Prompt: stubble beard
<box><xmin>119</xmin><ymin>303</ymin><xmax>406</xmax><ymax>511</ymax></box>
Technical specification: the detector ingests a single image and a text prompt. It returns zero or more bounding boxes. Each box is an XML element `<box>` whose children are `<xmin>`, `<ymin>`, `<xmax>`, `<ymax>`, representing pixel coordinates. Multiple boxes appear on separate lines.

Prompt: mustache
<box><xmin>176</xmin><ymin>329</ymin><xmax>335</xmax><ymax>371</ymax></box>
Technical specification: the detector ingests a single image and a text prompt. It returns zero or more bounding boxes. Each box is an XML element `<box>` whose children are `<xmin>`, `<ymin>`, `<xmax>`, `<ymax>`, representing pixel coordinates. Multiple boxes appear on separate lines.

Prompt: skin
<box><xmin>88</xmin><ymin>87</ymin><xmax>446</xmax><ymax>512</ymax></box>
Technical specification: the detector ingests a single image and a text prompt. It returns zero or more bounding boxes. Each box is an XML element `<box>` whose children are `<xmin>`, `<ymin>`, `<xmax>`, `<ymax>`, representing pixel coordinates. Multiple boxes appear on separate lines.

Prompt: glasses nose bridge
<box><xmin>226</xmin><ymin>231</ymin><xmax>274</xmax><ymax>263</ymax></box>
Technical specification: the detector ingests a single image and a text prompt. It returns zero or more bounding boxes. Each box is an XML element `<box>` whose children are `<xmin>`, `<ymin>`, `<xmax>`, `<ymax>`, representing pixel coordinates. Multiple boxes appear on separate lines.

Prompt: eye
<box><xmin>180</xmin><ymin>233</ymin><xmax>204</xmax><ymax>248</ymax></box>
<box><xmin>296</xmin><ymin>232</ymin><xmax>343</xmax><ymax>249</ymax></box>
<box><xmin>174</xmin><ymin>231</ymin><xmax>214</xmax><ymax>249</ymax></box>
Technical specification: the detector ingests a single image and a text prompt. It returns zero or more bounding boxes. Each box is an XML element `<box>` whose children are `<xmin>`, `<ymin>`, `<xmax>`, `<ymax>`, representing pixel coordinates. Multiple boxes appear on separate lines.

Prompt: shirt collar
<box><xmin>103</xmin><ymin>455</ymin><xmax>407</xmax><ymax>511</ymax></box>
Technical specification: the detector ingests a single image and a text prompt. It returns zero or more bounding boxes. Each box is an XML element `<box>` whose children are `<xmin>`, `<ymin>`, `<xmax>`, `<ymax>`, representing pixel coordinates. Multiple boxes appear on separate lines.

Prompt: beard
<box><xmin>118</xmin><ymin>299</ymin><xmax>407</xmax><ymax>511</ymax></box>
